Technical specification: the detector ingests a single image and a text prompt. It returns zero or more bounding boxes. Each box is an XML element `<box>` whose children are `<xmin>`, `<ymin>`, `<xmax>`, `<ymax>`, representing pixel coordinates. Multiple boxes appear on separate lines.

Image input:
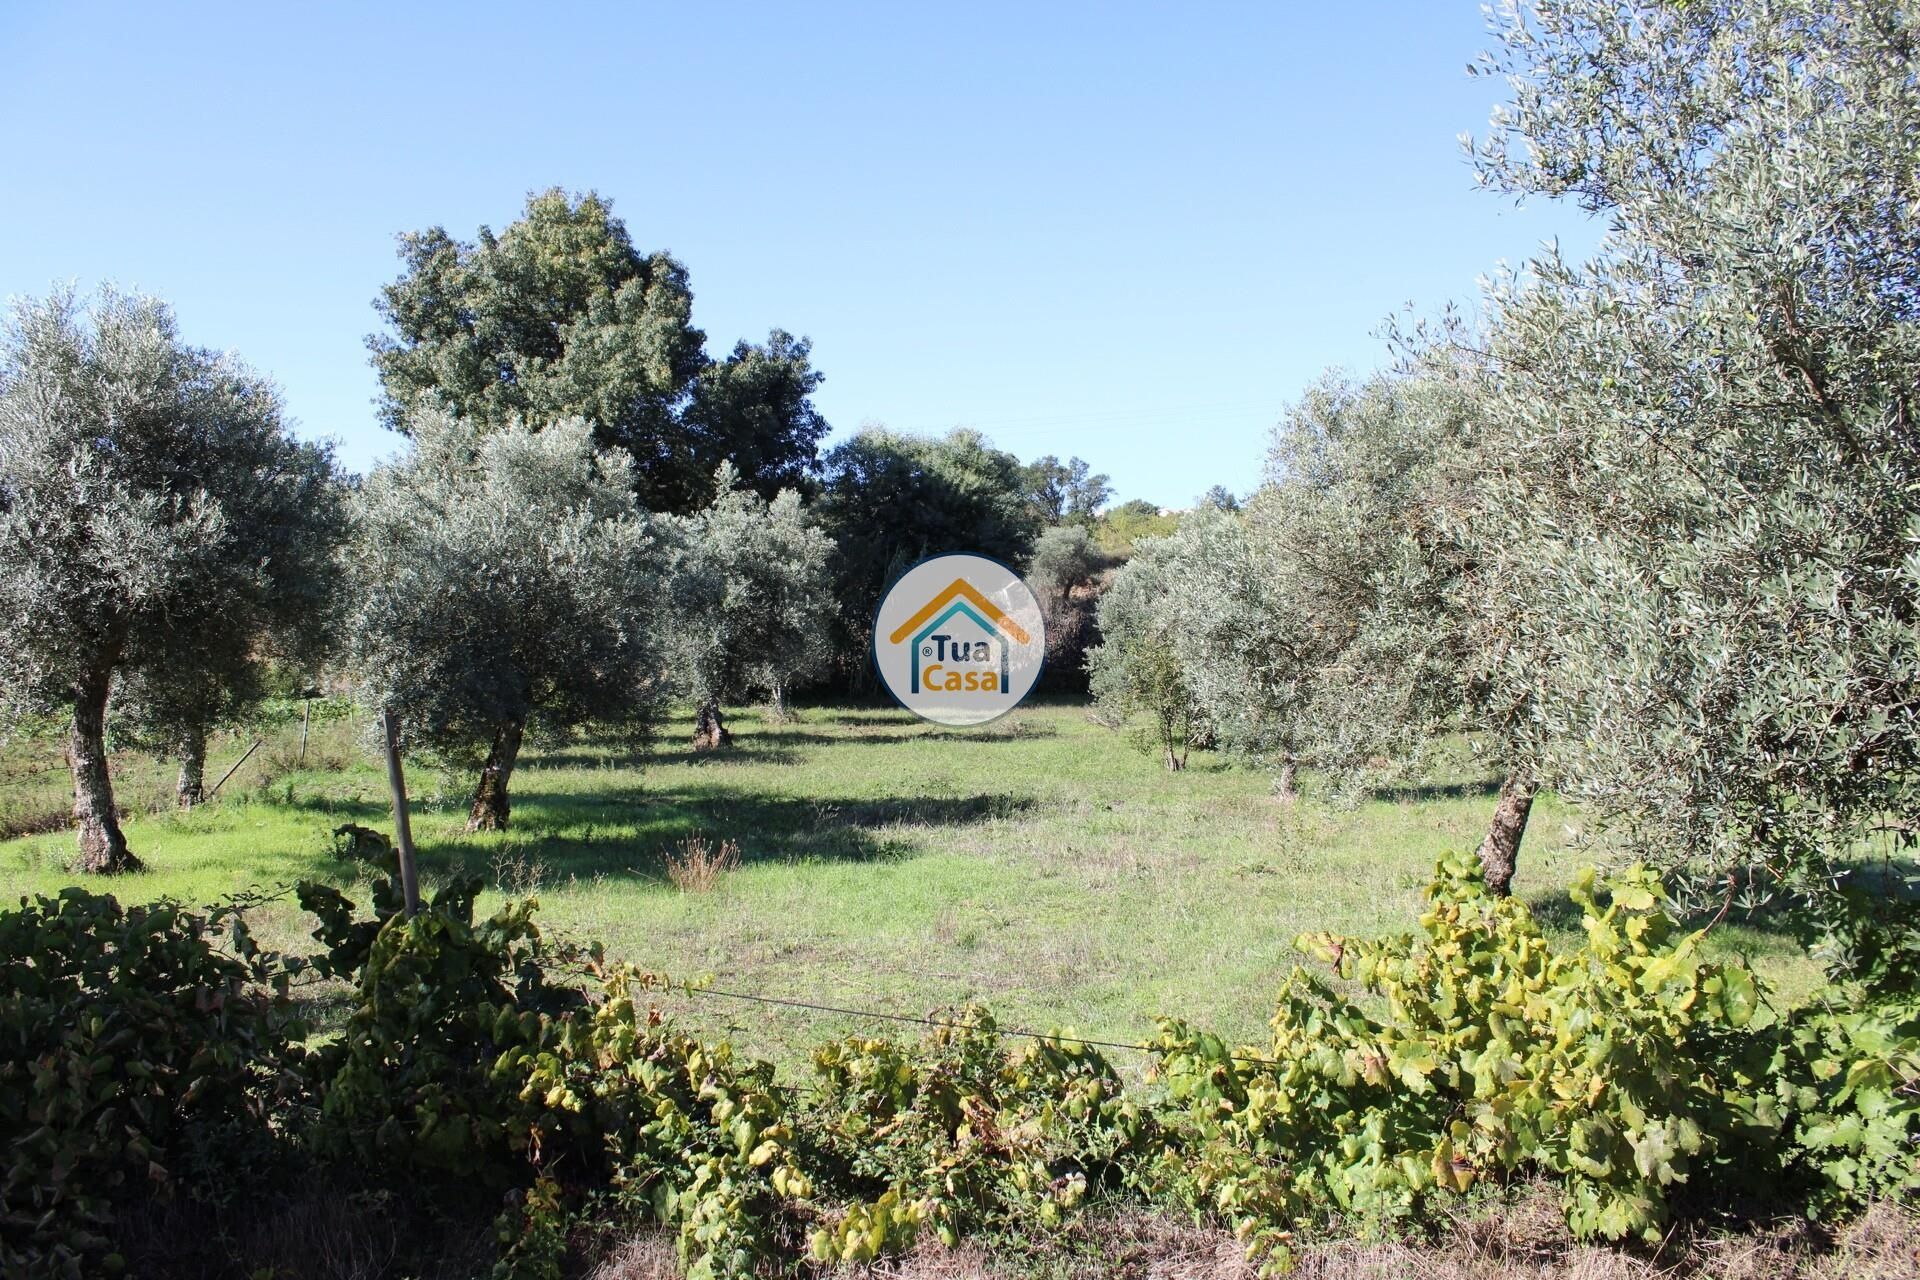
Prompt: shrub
<box><xmin>0</xmin><ymin>888</ymin><xmax>303</xmax><ymax>1276</ymax></box>
<box><xmin>1774</xmin><ymin>886</ymin><xmax>1920</xmax><ymax>1211</ymax></box>
<box><xmin>297</xmin><ymin>871</ymin><xmax>586</xmax><ymax>1178</ymax></box>
<box><xmin>803</xmin><ymin>1009</ymin><xmax>1148</xmax><ymax>1258</ymax></box>
<box><xmin>1148</xmin><ymin>856</ymin><xmax>1781</xmax><ymax>1268</ymax></box>
<box><xmin>5</xmin><ymin>855</ymin><xmax>1914</xmax><ymax>1278</ymax></box>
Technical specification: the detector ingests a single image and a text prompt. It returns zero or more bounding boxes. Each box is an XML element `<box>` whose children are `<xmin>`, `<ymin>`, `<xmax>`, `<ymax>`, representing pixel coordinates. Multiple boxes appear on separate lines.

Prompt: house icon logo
<box><xmin>872</xmin><ymin>553</ymin><xmax>1046</xmax><ymax>726</ymax></box>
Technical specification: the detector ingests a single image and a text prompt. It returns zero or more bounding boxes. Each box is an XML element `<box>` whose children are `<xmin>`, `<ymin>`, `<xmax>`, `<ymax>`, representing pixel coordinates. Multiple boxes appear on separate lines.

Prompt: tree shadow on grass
<box><xmin>1370</xmin><ymin>776</ymin><xmax>1506</xmax><ymax>804</ymax></box>
<box><xmin>283</xmin><ymin>793</ymin><xmax>393</xmax><ymax>825</ymax></box>
<box><xmin>404</xmin><ymin>789</ymin><xmax>1042</xmax><ymax>887</ymax></box>
<box><xmin>740</xmin><ymin>724</ymin><xmax>1059</xmax><ymax>749</ymax></box>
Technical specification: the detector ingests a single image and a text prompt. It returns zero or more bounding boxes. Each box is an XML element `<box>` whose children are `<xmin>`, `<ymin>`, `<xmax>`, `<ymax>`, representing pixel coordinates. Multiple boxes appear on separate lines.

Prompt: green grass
<box><xmin>0</xmin><ymin>698</ymin><xmax>1827</xmax><ymax>1076</ymax></box>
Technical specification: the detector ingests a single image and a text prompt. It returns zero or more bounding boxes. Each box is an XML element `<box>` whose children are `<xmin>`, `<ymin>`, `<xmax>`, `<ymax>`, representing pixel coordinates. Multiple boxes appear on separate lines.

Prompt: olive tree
<box><xmin>1240</xmin><ymin>374</ymin><xmax>1508</xmax><ymax>854</ymax></box>
<box><xmin>1026</xmin><ymin>524</ymin><xmax>1111</xmax><ymax>692</ymax></box>
<box><xmin>1425</xmin><ymin>0</ymin><xmax>1920</xmax><ymax>902</ymax></box>
<box><xmin>344</xmin><ymin>411</ymin><xmax>663</xmax><ymax>830</ymax></box>
<box><xmin>1087</xmin><ymin>533</ymin><xmax>1210</xmax><ymax>771</ymax></box>
<box><xmin>1094</xmin><ymin>374</ymin><xmax>1527</xmax><ymax>883</ymax></box>
<box><xmin>0</xmin><ymin>288</ymin><xmax>342</xmax><ymax>871</ymax></box>
<box><xmin>663</xmin><ymin>463</ymin><xmax>836</xmax><ymax>748</ymax></box>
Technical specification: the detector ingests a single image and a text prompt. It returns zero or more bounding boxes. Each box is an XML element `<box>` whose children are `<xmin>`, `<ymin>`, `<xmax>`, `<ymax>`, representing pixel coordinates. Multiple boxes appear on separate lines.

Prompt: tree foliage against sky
<box><xmin>1090</xmin><ymin>0</ymin><xmax>1920</xmax><ymax>907</ymax></box>
<box><xmin>370</xmin><ymin>188</ymin><xmax>828</xmax><ymax>513</ymax></box>
<box><xmin>1427</xmin><ymin>0</ymin><xmax>1920</xmax><ymax>900</ymax></box>
<box><xmin>1020</xmin><ymin>454</ymin><xmax>1111</xmax><ymax>529</ymax></box>
<box><xmin>343</xmin><ymin>411</ymin><xmax>663</xmax><ymax>831</ymax></box>
<box><xmin>0</xmin><ymin>288</ymin><xmax>342</xmax><ymax>870</ymax></box>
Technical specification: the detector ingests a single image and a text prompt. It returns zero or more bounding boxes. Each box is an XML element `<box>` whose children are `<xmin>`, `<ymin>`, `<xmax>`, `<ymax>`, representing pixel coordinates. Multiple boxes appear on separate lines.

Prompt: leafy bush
<box><xmin>300</xmin><ymin>870</ymin><xmax>587</xmax><ymax>1177</ymax></box>
<box><xmin>4</xmin><ymin>855</ymin><xmax>1914</xmax><ymax>1278</ymax></box>
<box><xmin>1774</xmin><ymin>885</ymin><xmax>1920</xmax><ymax>1212</ymax></box>
<box><xmin>0</xmin><ymin>889</ymin><xmax>302</xmax><ymax>1276</ymax></box>
<box><xmin>1148</xmin><ymin>856</ymin><xmax>1919</xmax><ymax>1272</ymax></box>
<box><xmin>803</xmin><ymin>1009</ymin><xmax>1148</xmax><ymax>1259</ymax></box>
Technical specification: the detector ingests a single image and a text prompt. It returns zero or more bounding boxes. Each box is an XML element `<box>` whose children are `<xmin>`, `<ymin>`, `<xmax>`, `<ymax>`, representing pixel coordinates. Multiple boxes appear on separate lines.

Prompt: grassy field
<box><xmin>0</xmin><ymin>698</ymin><xmax>1825</xmax><ymax>1076</ymax></box>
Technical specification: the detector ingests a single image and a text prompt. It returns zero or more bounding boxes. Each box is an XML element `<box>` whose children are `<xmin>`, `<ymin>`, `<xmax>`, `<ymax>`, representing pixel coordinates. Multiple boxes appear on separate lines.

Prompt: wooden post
<box><xmin>381</xmin><ymin>708</ymin><xmax>421</xmax><ymax>917</ymax></box>
<box><xmin>299</xmin><ymin>698</ymin><xmax>311</xmax><ymax>763</ymax></box>
<box><xmin>204</xmin><ymin>738</ymin><xmax>263</xmax><ymax>801</ymax></box>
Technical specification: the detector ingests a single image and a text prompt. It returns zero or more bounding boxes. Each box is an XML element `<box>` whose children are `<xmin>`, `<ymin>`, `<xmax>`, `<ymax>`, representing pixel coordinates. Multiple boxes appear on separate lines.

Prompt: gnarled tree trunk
<box><xmin>467</xmin><ymin>719</ymin><xmax>525</xmax><ymax>832</ymax></box>
<box><xmin>1275</xmin><ymin>758</ymin><xmax>1299</xmax><ymax>803</ymax></box>
<box><xmin>176</xmin><ymin>723</ymin><xmax>207</xmax><ymax>808</ymax></box>
<box><xmin>766</xmin><ymin>680</ymin><xmax>789</xmax><ymax>725</ymax></box>
<box><xmin>70</xmin><ymin>667</ymin><xmax>139</xmax><ymax>873</ymax></box>
<box><xmin>692</xmin><ymin>700</ymin><xmax>732</xmax><ymax>752</ymax></box>
<box><xmin>1476</xmin><ymin>768</ymin><xmax>1536</xmax><ymax>897</ymax></box>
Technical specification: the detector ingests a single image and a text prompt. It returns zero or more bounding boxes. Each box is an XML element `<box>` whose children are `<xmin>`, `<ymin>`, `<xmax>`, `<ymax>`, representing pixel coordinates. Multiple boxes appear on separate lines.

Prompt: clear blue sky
<box><xmin>0</xmin><ymin>2</ymin><xmax>1598</xmax><ymax>506</ymax></box>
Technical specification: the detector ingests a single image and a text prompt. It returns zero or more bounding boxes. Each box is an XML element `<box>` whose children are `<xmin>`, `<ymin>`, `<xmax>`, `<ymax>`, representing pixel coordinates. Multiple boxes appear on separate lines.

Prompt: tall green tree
<box><xmin>0</xmin><ymin>288</ymin><xmax>343</xmax><ymax>871</ymax></box>
<box><xmin>1429</xmin><ymin>0</ymin><xmax>1920</xmax><ymax>902</ymax></box>
<box><xmin>818</xmin><ymin>427</ymin><xmax>1040</xmax><ymax>678</ymax></box>
<box><xmin>663</xmin><ymin>463</ymin><xmax>837</xmax><ymax>749</ymax></box>
<box><xmin>370</xmin><ymin>188</ymin><xmax>828</xmax><ymax>512</ymax></box>
<box><xmin>1021</xmin><ymin>455</ymin><xmax>1111</xmax><ymax>528</ymax></box>
<box><xmin>344</xmin><ymin>412</ymin><xmax>664</xmax><ymax>831</ymax></box>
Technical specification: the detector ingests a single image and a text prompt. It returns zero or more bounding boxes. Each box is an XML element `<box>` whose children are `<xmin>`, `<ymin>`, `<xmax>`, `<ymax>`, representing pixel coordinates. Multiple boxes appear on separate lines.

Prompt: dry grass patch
<box><xmin>665</xmin><ymin>833</ymin><xmax>742</xmax><ymax>893</ymax></box>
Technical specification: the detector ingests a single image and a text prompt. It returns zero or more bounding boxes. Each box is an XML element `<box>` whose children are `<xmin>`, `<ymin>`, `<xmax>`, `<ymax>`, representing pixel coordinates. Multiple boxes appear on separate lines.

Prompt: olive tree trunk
<box><xmin>766</xmin><ymin>680</ymin><xmax>789</xmax><ymax>725</ymax></box>
<box><xmin>692</xmin><ymin>700</ymin><xmax>732</xmax><ymax>752</ymax></box>
<box><xmin>1476</xmin><ymin>769</ymin><xmax>1536</xmax><ymax>897</ymax></box>
<box><xmin>70</xmin><ymin>667</ymin><xmax>139</xmax><ymax>873</ymax></box>
<box><xmin>1275</xmin><ymin>758</ymin><xmax>1299</xmax><ymax>802</ymax></box>
<box><xmin>467</xmin><ymin>719</ymin><xmax>526</xmax><ymax>832</ymax></box>
<box><xmin>176</xmin><ymin>723</ymin><xmax>207</xmax><ymax>808</ymax></box>
<box><xmin>1160</xmin><ymin>715</ymin><xmax>1188</xmax><ymax>772</ymax></box>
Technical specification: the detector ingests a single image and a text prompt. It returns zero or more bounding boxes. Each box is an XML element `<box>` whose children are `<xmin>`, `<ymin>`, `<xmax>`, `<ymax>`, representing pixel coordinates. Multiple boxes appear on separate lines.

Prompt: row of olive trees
<box><xmin>1094</xmin><ymin>0</ymin><xmax>1920</xmax><ymax>906</ymax></box>
<box><xmin>0</xmin><ymin>289</ymin><xmax>841</xmax><ymax>868</ymax></box>
<box><xmin>0</xmin><ymin>291</ymin><xmax>343</xmax><ymax>871</ymax></box>
<box><xmin>347</xmin><ymin>420</ymin><xmax>835</xmax><ymax>832</ymax></box>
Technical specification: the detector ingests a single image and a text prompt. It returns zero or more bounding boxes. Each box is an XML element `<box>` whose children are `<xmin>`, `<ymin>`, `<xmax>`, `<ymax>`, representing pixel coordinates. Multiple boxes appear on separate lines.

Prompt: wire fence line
<box><xmin>664</xmin><ymin>981</ymin><xmax>1286</xmax><ymax>1070</ymax></box>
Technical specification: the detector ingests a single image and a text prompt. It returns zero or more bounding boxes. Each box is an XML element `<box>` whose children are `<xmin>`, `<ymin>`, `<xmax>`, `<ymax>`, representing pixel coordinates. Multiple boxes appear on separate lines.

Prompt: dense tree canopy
<box><xmin>343</xmin><ymin>412</ymin><xmax>663</xmax><ymax>831</ymax></box>
<box><xmin>818</xmin><ymin>427</ymin><xmax>1041</xmax><ymax>677</ymax></box>
<box><xmin>370</xmin><ymin>188</ymin><xmax>828</xmax><ymax>513</ymax></box>
<box><xmin>1425</xmin><ymin>0</ymin><xmax>1920</xmax><ymax>903</ymax></box>
<box><xmin>1090</xmin><ymin>499</ymin><xmax>1177</xmax><ymax>556</ymax></box>
<box><xmin>0</xmin><ymin>288</ymin><xmax>342</xmax><ymax>870</ymax></box>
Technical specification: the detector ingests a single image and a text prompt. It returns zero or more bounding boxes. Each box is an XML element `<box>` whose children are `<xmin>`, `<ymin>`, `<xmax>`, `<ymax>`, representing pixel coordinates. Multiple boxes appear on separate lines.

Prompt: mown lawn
<box><xmin>0</xmin><ymin>698</ymin><xmax>1825</xmax><ymax>1075</ymax></box>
